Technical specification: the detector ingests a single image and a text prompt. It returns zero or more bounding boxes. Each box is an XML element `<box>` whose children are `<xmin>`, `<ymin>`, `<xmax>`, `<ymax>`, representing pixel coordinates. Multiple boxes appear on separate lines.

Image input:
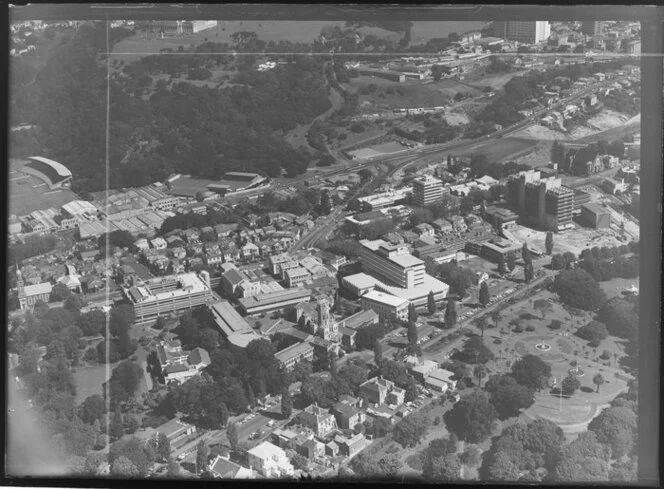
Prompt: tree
<box><xmin>157</xmin><ymin>432</ymin><xmax>171</xmax><ymax>462</ymax></box>
<box><xmin>474</xmin><ymin>365</ymin><xmax>488</xmax><ymax>388</ymax></box>
<box><xmin>460</xmin><ymin>445</ymin><xmax>482</xmax><ymax>466</ymax></box>
<box><xmin>545</xmin><ymin>231</ymin><xmax>554</xmax><ymax>255</ymax></box>
<box><xmin>511</xmin><ymin>355</ymin><xmax>552</xmax><ymax>390</ymax></box>
<box><xmin>553</xmin><ymin>269</ymin><xmax>607</xmax><ymax>311</ymax></box>
<box><xmin>491</xmin><ymin>311</ymin><xmax>501</xmax><ymax>330</ymax></box>
<box><xmin>320</xmin><ymin>190</ymin><xmax>333</xmax><ymax>216</ymax></box>
<box><xmin>497</xmin><ymin>258</ymin><xmax>507</xmax><ymax>275</ymax></box>
<box><xmin>407</xmin><ymin>303</ymin><xmax>418</xmax><ymax>325</ymax></box>
<box><xmin>551</xmin><ymin>140</ymin><xmax>566</xmax><ymax>166</ymax></box>
<box><xmin>588</xmin><ymin>406</ymin><xmax>637</xmax><ymax>459</ymax></box>
<box><xmin>281</xmin><ymin>388</ymin><xmax>293</xmax><ymax>419</ymax></box>
<box><xmin>427</xmin><ymin>290</ymin><xmax>437</xmax><ymax>315</ymax></box>
<box><xmin>373</xmin><ymin>339</ymin><xmax>383</xmax><ymax>365</ymax></box>
<box><xmin>51</xmin><ymin>283</ymin><xmax>72</xmax><ymax>302</ymax></box>
<box><xmin>226</xmin><ymin>422</ymin><xmax>239</xmax><ymax>451</ymax></box>
<box><xmin>109</xmin><ymin>407</ymin><xmax>125</xmax><ymax>441</ymax></box>
<box><xmin>524</xmin><ymin>261</ymin><xmax>534</xmax><ymax>284</ymax></box>
<box><xmin>479</xmin><ymin>282</ymin><xmax>490</xmax><ymax>308</ymax></box>
<box><xmin>426</xmin><ymin>454</ymin><xmax>461</xmax><ymax>481</ymax></box>
<box><xmin>407</xmin><ymin>321</ymin><xmax>418</xmax><ymax>347</ymax></box>
<box><xmin>78</xmin><ymin>394</ymin><xmax>106</xmax><ymax>425</ymax></box>
<box><xmin>521</xmin><ymin>242</ymin><xmax>531</xmax><ymax>265</ymax></box>
<box><xmin>576</xmin><ymin>321</ymin><xmax>609</xmax><ymax>344</ymax></box>
<box><xmin>485</xmin><ymin>375</ymin><xmax>536</xmax><ymax>419</ymax></box>
<box><xmin>393</xmin><ymin>412</ymin><xmax>429</xmax><ymax>448</ymax></box>
<box><xmin>561</xmin><ymin>374</ymin><xmax>581</xmax><ymax>396</ymax></box>
<box><xmin>64</xmin><ymin>294</ymin><xmax>85</xmax><ymax>314</ymax></box>
<box><xmin>476</xmin><ymin>316</ymin><xmax>488</xmax><ymax>338</ymax></box>
<box><xmin>506</xmin><ymin>252</ymin><xmax>516</xmax><ymax>272</ymax></box>
<box><xmin>444</xmin><ymin>299</ymin><xmax>457</xmax><ymax>328</ymax></box>
<box><xmin>461</xmin><ymin>336</ymin><xmax>494</xmax><ymax>364</ymax></box>
<box><xmin>444</xmin><ymin>391</ymin><xmax>497</xmax><ymax>443</ymax></box>
<box><xmin>376</xmin><ymin>454</ymin><xmax>402</xmax><ymax>478</ymax></box>
<box><xmin>487</xmin><ymin>451</ymin><xmax>521</xmax><ymax>480</ymax></box>
<box><xmin>533</xmin><ymin>299</ymin><xmax>552</xmax><ymax>320</ymax></box>
<box><xmin>350</xmin><ymin>452</ymin><xmax>376</xmax><ymax>477</ymax></box>
<box><xmin>593</xmin><ymin>373</ymin><xmax>605</xmax><ymax>393</ymax></box>
<box><xmin>167</xmin><ymin>457</ymin><xmax>180</xmax><ymax>478</ymax></box>
<box><xmin>111</xmin><ymin>456</ymin><xmax>140</xmax><ymax>477</ymax></box>
<box><xmin>196</xmin><ymin>440</ymin><xmax>208</xmax><ymax>475</ymax></box>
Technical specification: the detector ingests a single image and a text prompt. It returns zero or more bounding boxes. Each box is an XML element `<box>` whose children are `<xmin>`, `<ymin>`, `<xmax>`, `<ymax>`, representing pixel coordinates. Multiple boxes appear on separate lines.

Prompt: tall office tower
<box><xmin>581</xmin><ymin>21</ymin><xmax>603</xmax><ymax>36</ymax></box>
<box><xmin>412</xmin><ymin>175</ymin><xmax>444</xmax><ymax>207</ymax></box>
<box><xmin>507</xmin><ymin>170</ymin><xmax>542</xmax><ymax>213</ymax></box>
<box><xmin>545</xmin><ymin>186</ymin><xmax>575</xmax><ymax>230</ymax></box>
<box><xmin>492</xmin><ymin>21</ymin><xmax>551</xmax><ymax>43</ymax></box>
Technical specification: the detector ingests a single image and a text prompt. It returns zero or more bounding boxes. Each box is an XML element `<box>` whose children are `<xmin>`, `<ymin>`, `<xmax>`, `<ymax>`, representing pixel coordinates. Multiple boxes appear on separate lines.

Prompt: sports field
<box><xmin>9</xmin><ymin>170</ymin><xmax>77</xmax><ymax>217</ymax></box>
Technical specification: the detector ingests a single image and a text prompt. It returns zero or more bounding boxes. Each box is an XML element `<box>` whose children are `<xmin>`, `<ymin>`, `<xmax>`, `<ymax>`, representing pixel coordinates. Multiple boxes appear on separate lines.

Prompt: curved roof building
<box><xmin>23</xmin><ymin>156</ymin><xmax>73</xmax><ymax>189</ymax></box>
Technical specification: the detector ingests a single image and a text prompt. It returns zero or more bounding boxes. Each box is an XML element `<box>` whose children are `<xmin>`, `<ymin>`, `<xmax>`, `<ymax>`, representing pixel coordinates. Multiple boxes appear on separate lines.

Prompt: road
<box><xmin>271</xmin><ymin>73</ymin><xmax>636</xmax><ymax>192</ymax></box>
<box><xmin>380</xmin><ymin>269</ymin><xmax>554</xmax><ymax>362</ymax></box>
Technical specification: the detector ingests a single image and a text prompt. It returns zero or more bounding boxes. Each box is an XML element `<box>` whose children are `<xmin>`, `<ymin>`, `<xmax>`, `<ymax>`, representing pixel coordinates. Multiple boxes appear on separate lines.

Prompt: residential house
<box><xmin>360</xmin><ymin>377</ymin><xmax>405</xmax><ymax>407</ymax></box>
<box><xmin>334</xmin><ymin>433</ymin><xmax>368</xmax><ymax>458</ymax></box>
<box><xmin>241</xmin><ymin>242</ymin><xmax>260</xmax><ymax>261</ymax></box>
<box><xmin>155</xmin><ymin>418</ymin><xmax>196</xmax><ymax>444</ymax></box>
<box><xmin>296</xmin><ymin>438</ymin><xmax>325</xmax><ymax>461</ymax></box>
<box><xmin>298</xmin><ymin>403</ymin><xmax>338</xmax><ymax>437</ymax></box>
<box><xmin>413</xmin><ymin>223</ymin><xmax>435</xmax><ymax>238</ymax></box>
<box><xmin>151</xmin><ymin>237</ymin><xmax>168</xmax><ymax>250</ymax></box>
<box><xmin>246</xmin><ymin>442</ymin><xmax>295</xmax><ymax>478</ymax></box>
<box><xmin>208</xmin><ymin>455</ymin><xmax>255</xmax><ymax>479</ymax></box>
<box><xmin>332</xmin><ymin>402</ymin><xmax>366</xmax><ymax>430</ymax></box>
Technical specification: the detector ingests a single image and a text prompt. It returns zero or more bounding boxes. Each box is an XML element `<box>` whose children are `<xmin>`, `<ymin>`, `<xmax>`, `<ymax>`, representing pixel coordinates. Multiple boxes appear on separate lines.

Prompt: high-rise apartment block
<box><xmin>581</xmin><ymin>21</ymin><xmax>604</xmax><ymax>36</ymax></box>
<box><xmin>412</xmin><ymin>175</ymin><xmax>444</xmax><ymax>207</ymax></box>
<box><xmin>507</xmin><ymin>170</ymin><xmax>574</xmax><ymax>231</ymax></box>
<box><xmin>492</xmin><ymin>21</ymin><xmax>551</xmax><ymax>43</ymax></box>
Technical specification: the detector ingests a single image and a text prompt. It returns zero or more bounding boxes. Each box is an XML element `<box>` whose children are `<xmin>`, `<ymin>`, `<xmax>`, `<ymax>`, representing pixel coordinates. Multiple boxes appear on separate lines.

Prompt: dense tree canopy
<box><xmin>485</xmin><ymin>374</ymin><xmax>536</xmax><ymax>419</ymax></box>
<box><xmin>553</xmin><ymin>269</ymin><xmax>607</xmax><ymax>311</ymax></box>
<box><xmin>511</xmin><ymin>355</ymin><xmax>552</xmax><ymax>390</ymax></box>
<box><xmin>587</xmin><ymin>406</ymin><xmax>637</xmax><ymax>459</ymax></box>
<box><xmin>444</xmin><ymin>391</ymin><xmax>497</xmax><ymax>443</ymax></box>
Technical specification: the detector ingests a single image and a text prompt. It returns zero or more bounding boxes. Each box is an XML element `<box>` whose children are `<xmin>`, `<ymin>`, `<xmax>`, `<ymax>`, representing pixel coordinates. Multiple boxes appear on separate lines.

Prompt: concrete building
<box><xmin>480</xmin><ymin>238</ymin><xmax>523</xmax><ymax>263</ymax></box>
<box><xmin>492</xmin><ymin>21</ymin><xmax>551</xmax><ymax>43</ymax></box>
<box><xmin>16</xmin><ymin>270</ymin><xmax>52</xmax><ymax>310</ymax></box>
<box><xmin>285</xmin><ymin>267</ymin><xmax>312</xmax><ymax>288</ymax></box>
<box><xmin>509</xmin><ymin>171</ymin><xmax>575</xmax><ymax>231</ymax></box>
<box><xmin>238</xmin><ymin>288</ymin><xmax>312</xmax><ymax>315</ymax></box>
<box><xmin>580</xmin><ymin>203</ymin><xmax>611</xmax><ymax>229</ymax></box>
<box><xmin>246</xmin><ymin>442</ymin><xmax>294</xmax><ymax>478</ymax></box>
<box><xmin>356</xmin><ymin>188</ymin><xmax>411</xmax><ymax>212</ymax></box>
<box><xmin>359</xmin><ymin>239</ymin><xmax>425</xmax><ymax>289</ymax></box>
<box><xmin>123</xmin><ymin>272</ymin><xmax>214</xmax><ymax>324</ymax></box>
<box><xmin>274</xmin><ymin>342</ymin><xmax>315</xmax><ymax>371</ymax></box>
<box><xmin>424</xmin><ymin>368</ymin><xmax>457</xmax><ymax>392</ymax></box>
<box><xmin>298</xmin><ymin>404</ymin><xmax>338</xmax><ymax>437</ymax></box>
<box><xmin>360</xmin><ymin>290</ymin><xmax>409</xmax><ymax>321</ymax></box>
<box><xmin>581</xmin><ymin>21</ymin><xmax>603</xmax><ymax>36</ymax></box>
<box><xmin>332</xmin><ymin>402</ymin><xmax>366</xmax><ymax>430</ymax></box>
<box><xmin>360</xmin><ymin>377</ymin><xmax>406</xmax><ymax>406</ymax></box>
<box><xmin>412</xmin><ymin>175</ymin><xmax>443</xmax><ymax>207</ymax></box>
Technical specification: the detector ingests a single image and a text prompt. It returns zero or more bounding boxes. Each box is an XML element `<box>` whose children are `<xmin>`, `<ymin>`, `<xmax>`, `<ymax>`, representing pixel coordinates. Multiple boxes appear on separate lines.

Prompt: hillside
<box><xmin>9</xmin><ymin>23</ymin><xmax>333</xmax><ymax>193</ymax></box>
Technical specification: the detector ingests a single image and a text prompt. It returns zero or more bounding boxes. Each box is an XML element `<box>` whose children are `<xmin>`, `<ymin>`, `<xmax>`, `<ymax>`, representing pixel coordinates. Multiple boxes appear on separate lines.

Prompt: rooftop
<box><xmin>239</xmin><ymin>288</ymin><xmax>312</xmax><ymax>309</ymax></box>
<box><xmin>362</xmin><ymin>290</ymin><xmax>409</xmax><ymax>308</ymax></box>
<box><xmin>209</xmin><ymin>300</ymin><xmax>253</xmax><ymax>336</ymax></box>
<box><xmin>248</xmin><ymin>441</ymin><xmax>287</xmax><ymax>460</ymax></box>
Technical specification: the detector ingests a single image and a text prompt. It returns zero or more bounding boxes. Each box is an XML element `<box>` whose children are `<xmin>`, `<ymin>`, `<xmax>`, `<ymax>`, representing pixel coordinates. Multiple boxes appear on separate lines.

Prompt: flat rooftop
<box><xmin>362</xmin><ymin>290</ymin><xmax>409</xmax><ymax>308</ymax></box>
<box><xmin>209</xmin><ymin>300</ymin><xmax>253</xmax><ymax>336</ymax></box>
<box><xmin>239</xmin><ymin>288</ymin><xmax>312</xmax><ymax>309</ymax></box>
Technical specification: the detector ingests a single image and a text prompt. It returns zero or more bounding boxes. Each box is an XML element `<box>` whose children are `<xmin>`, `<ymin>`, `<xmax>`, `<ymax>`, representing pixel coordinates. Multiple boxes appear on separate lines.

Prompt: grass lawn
<box><xmin>479</xmin><ymin>286</ymin><xmax>633</xmax><ymax>435</ymax></box>
<box><xmin>112</xmin><ymin>21</ymin><xmax>344</xmax><ymax>64</ymax></box>
<box><xmin>347</xmin><ymin>78</ymin><xmax>481</xmax><ymax>111</ymax></box>
<box><xmin>73</xmin><ymin>362</ymin><xmax>117</xmax><ymax>404</ymax></box>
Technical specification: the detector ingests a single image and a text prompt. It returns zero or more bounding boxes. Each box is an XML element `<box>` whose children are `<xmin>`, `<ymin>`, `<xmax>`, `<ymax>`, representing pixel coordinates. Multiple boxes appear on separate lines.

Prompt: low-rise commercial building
<box><xmin>123</xmin><ymin>272</ymin><xmax>214</xmax><ymax>324</ymax></box>
<box><xmin>238</xmin><ymin>288</ymin><xmax>312</xmax><ymax>315</ymax></box>
<box><xmin>360</xmin><ymin>290</ymin><xmax>409</xmax><ymax>321</ymax></box>
<box><xmin>274</xmin><ymin>341</ymin><xmax>315</xmax><ymax>371</ymax></box>
<box><xmin>580</xmin><ymin>203</ymin><xmax>611</xmax><ymax>229</ymax></box>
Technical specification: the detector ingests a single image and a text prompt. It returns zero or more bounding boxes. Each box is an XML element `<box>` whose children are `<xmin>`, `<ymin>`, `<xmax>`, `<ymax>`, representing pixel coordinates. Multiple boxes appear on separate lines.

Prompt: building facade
<box><xmin>492</xmin><ymin>21</ymin><xmax>551</xmax><ymax>43</ymax></box>
<box><xmin>359</xmin><ymin>239</ymin><xmax>426</xmax><ymax>289</ymax></box>
<box><xmin>412</xmin><ymin>175</ymin><xmax>443</xmax><ymax>207</ymax></box>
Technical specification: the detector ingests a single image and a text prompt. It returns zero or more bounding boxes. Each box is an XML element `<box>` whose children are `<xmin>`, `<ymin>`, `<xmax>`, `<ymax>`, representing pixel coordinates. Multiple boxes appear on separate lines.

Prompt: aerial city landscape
<box><xmin>7</xmin><ymin>16</ymin><xmax>642</xmax><ymax>482</ymax></box>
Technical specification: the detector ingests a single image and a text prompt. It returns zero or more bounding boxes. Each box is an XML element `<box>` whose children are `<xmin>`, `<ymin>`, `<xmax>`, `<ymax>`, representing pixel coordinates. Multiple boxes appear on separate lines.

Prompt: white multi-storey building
<box><xmin>359</xmin><ymin>239</ymin><xmax>426</xmax><ymax>289</ymax></box>
<box><xmin>412</xmin><ymin>175</ymin><xmax>444</xmax><ymax>207</ymax></box>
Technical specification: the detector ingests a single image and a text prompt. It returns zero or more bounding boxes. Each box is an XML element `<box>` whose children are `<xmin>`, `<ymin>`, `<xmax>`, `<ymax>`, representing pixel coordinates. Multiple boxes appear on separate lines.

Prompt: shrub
<box><xmin>588</xmin><ymin>339</ymin><xmax>601</xmax><ymax>348</ymax></box>
<box><xmin>600</xmin><ymin>350</ymin><xmax>611</xmax><ymax>360</ymax></box>
<box><xmin>576</xmin><ymin>321</ymin><xmax>609</xmax><ymax>343</ymax></box>
<box><xmin>525</xmin><ymin>325</ymin><xmax>536</xmax><ymax>332</ymax></box>
<box><xmin>514</xmin><ymin>324</ymin><xmax>524</xmax><ymax>333</ymax></box>
<box><xmin>548</xmin><ymin>320</ymin><xmax>562</xmax><ymax>330</ymax></box>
